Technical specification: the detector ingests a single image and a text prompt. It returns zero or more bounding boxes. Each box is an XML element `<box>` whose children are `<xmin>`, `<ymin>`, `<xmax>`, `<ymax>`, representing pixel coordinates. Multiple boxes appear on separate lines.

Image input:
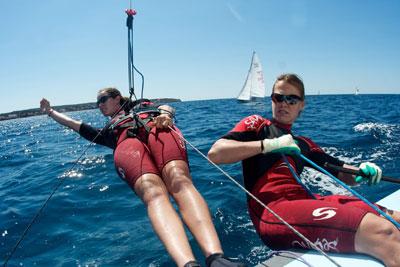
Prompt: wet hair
<box><xmin>272</xmin><ymin>73</ymin><xmax>305</xmax><ymax>100</ymax></box>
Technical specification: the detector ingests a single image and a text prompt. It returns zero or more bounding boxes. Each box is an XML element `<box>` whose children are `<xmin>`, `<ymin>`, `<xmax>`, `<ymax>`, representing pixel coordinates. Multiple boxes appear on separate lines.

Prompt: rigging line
<box><xmin>3</xmin><ymin>100</ymin><xmax>132</xmax><ymax>267</ymax></box>
<box><xmin>299</xmin><ymin>153</ymin><xmax>400</xmax><ymax>229</ymax></box>
<box><xmin>125</xmin><ymin>7</ymin><xmax>144</xmax><ymax>105</ymax></box>
<box><xmin>6</xmin><ymin>3</ymin><xmax>142</xmax><ymax>266</ymax></box>
<box><xmin>167</xmin><ymin>126</ymin><xmax>342</xmax><ymax>267</ymax></box>
<box><xmin>281</xmin><ymin>154</ymin><xmax>316</xmax><ymax>199</ymax></box>
<box><xmin>127</xmin><ymin>11</ymin><xmax>135</xmax><ymax>95</ymax></box>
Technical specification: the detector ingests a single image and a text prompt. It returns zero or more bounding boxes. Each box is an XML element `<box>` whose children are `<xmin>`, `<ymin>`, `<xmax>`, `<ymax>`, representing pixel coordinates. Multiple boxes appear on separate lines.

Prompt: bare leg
<box><xmin>385</xmin><ymin>208</ymin><xmax>400</xmax><ymax>222</ymax></box>
<box><xmin>355</xmin><ymin>212</ymin><xmax>400</xmax><ymax>267</ymax></box>
<box><xmin>162</xmin><ymin>160</ymin><xmax>223</xmax><ymax>257</ymax></box>
<box><xmin>134</xmin><ymin>173</ymin><xmax>196</xmax><ymax>266</ymax></box>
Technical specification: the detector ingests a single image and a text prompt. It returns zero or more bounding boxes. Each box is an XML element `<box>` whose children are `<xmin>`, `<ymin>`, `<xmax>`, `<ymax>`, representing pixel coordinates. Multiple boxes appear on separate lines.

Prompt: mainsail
<box><xmin>237</xmin><ymin>51</ymin><xmax>266</xmax><ymax>101</ymax></box>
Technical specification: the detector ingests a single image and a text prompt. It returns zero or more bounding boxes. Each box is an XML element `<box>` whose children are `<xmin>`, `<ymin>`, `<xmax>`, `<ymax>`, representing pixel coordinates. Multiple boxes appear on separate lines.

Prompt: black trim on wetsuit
<box><xmin>79</xmin><ymin>123</ymin><xmax>117</xmax><ymax>149</ymax></box>
<box><xmin>222</xmin><ymin>121</ymin><xmax>344</xmax><ymax>192</ymax></box>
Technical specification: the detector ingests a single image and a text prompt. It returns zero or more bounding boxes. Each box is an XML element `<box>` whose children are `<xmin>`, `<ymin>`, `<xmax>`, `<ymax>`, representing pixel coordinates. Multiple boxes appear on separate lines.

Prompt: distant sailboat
<box><xmin>355</xmin><ymin>87</ymin><xmax>360</xmax><ymax>95</ymax></box>
<box><xmin>237</xmin><ymin>51</ymin><xmax>266</xmax><ymax>102</ymax></box>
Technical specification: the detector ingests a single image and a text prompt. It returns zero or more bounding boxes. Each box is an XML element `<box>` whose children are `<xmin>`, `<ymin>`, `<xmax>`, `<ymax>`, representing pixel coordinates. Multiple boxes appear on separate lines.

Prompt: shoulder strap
<box><xmin>109</xmin><ymin>114</ymin><xmax>134</xmax><ymax>130</ymax></box>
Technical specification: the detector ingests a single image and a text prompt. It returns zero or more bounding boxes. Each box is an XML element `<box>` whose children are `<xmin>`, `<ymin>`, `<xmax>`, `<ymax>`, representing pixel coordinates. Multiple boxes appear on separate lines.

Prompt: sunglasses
<box><xmin>96</xmin><ymin>95</ymin><xmax>113</xmax><ymax>107</ymax></box>
<box><xmin>271</xmin><ymin>93</ymin><xmax>303</xmax><ymax>105</ymax></box>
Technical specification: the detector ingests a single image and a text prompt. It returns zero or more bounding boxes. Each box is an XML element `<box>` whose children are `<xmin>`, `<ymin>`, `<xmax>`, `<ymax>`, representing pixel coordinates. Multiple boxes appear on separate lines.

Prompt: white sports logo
<box><xmin>292</xmin><ymin>237</ymin><xmax>339</xmax><ymax>252</ymax></box>
<box><xmin>118</xmin><ymin>167</ymin><xmax>126</xmax><ymax>180</ymax></box>
<box><xmin>244</xmin><ymin>115</ymin><xmax>262</xmax><ymax>130</ymax></box>
<box><xmin>312</xmin><ymin>207</ymin><xmax>338</xmax><ymax>220</ymax></box>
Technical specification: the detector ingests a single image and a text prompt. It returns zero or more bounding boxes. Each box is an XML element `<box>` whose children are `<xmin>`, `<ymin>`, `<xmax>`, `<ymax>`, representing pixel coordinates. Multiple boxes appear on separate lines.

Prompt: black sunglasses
<box><xmin>271</xmin><ymin>93</ymin><xmax>303</xmax><ymax>105</ymax></box>
<box><xmin>96</xmin><ymin>95</ymin><xmax>113</xmax><ymax>107</ymax></box>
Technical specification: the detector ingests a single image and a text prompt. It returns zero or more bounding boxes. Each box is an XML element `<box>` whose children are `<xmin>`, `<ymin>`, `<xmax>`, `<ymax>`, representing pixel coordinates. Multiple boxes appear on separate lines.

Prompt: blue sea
<box><xmin>1</xmin><ymin>95</ymin><xmax>400</xmax><ymax>266</ymax></box>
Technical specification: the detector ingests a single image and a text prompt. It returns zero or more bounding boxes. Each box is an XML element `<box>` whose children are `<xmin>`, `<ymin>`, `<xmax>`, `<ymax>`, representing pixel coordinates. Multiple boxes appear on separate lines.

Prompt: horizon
<box><xmin>2</xmin><ymin>92</ymin><xmax>399</xmax><ymax>115</ymax></box>
<box><xmin>1</xmin><ymin>1</ymin><xmax>400</xmax><ymax>114</ymax></box>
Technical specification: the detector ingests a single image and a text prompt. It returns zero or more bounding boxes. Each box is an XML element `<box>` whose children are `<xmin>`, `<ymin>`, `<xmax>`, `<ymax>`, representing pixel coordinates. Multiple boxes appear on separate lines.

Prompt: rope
<box><xmin>299</xmin><ymin>153</ymin><xmax>400</xmax><ymax>229</ymax></box>
<box><xmin>125</xmin><ymin>5</ymin><xmax>145</xmax><ymax>106</ymax></box>
<box><xmin>167</xmin><ymin>126</ymin><xmax>342</xmax><ymax>267</ymax></box>
<box><xmin>281</xmin><ymin>154</ymin><xmax>316</xmax><ymax>199</ymax></box>
<box><xmin>5</xmin><ymin>2</ymin><xmax>143</xmax><ymax>265</ymax></box>
<box><xmin>2</xmin><ymin>99</ymin><xmax>134</xmax><ymax>266</ymax></box>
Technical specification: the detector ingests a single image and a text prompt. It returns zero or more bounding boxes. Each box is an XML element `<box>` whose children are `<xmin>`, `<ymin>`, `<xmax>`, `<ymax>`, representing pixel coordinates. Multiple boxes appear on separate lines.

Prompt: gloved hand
<box><xmin>355</xmin><ymin>162</ymin><xmax>382</xmax><ymax>185</ymax></box>
<box><xmin>262</xmin><ymin>134</ymin><xmax>300</xmax><ymax>155</ymax></box>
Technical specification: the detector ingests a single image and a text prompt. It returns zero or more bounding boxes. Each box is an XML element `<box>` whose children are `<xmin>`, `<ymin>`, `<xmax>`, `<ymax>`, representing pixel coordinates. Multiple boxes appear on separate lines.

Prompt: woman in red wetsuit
<box><xmin>208</xmin><ymin>74</ymin><xmax>400</xmax><ymax>267</ymax></box>
<box><xmin>40</xmin><ymin>87</ymin><xmax>244</xmax><ymax>267</ymax></box>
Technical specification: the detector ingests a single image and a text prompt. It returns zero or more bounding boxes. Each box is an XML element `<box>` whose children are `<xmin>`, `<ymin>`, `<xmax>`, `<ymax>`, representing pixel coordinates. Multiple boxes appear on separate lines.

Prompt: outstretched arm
<box><xmin>40</xmin><ymin>98</ymin><xmax>82</xmax><ymax>132</ymax></box>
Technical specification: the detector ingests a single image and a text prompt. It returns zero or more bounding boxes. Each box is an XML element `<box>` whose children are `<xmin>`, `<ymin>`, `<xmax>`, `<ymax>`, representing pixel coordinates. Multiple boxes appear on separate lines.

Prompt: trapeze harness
<box><xmin>106</xmin><ymin>100</ymin><xmax>174</xmax><ymax>145</ymax></box>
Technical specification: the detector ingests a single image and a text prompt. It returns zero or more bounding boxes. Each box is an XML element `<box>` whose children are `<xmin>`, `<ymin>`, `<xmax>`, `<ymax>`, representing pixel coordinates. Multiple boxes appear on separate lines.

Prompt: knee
<box><xmin>169</xmin><ymin>173</ymin><xmax>194</xmax><ymax>193</ymax></box>
<box><xmin>143</xmin><ymin>187</ymin><xmax>167</xmax><ymax>205</ymax></box>
<box><xmin>377</xmin><ymin>220</ymin><xmax>399</xmax><ymax>240</ymax></box>
<box><xmin>356</xmin><ymin>214</ymin><xmax>400</xmax><ymax>266</ymax></box>
<box><xmin>135</xmin><ymin>180</ymin><xmax>169</xmax><ymax>205</ymax></box>
<box><xmin>164</xmin><ymin>162</ymin><xmax>189</xmax><ymax>179</ymax></box>
<box><xmin>164</xmin><ymin>165</ymin><xmax>193</xmax><ymax>191</ymax></box>
<box><xmin>370</xmin><ymin>220</ymin><xmax>400</xmax><ymax>266</ymax></box>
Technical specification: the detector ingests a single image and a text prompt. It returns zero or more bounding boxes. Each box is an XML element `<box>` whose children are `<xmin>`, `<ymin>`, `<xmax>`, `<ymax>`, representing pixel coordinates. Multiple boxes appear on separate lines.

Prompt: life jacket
<box><xmin>109</xmin><ymin>99</ymin><xmax>161</xmax><ymax>139</ymax></box>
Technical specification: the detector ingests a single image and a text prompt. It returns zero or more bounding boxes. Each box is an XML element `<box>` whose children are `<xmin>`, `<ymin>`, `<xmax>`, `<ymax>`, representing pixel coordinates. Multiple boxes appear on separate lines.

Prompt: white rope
<box><xmin>168</xmin><ymin>126</ymin><xmax>342</xmax><ymax>267</ymax></box>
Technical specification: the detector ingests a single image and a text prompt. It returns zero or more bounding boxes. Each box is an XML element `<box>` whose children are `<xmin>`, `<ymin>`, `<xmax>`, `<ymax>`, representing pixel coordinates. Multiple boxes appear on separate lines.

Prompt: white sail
<box><xmin>237</xmin><ymin>51</ymin><xmax>266</xmax><ymax>101</ymax></box>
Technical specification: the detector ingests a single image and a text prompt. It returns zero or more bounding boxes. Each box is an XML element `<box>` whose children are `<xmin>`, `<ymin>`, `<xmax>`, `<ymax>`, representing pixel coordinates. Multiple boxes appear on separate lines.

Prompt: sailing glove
<box><xmin>262</xmin><ymin>134</ymin><xmax>300</xmax><ymax>155</ymax></box>
<box><xmin>355</xmin><ymin>162</ymin><xmax>382</xmax><ymax>185</ymax></box>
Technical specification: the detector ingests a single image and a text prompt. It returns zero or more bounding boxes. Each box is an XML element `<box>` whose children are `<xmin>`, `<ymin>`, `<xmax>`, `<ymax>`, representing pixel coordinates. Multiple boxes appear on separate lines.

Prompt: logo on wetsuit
<box><xmin>312</xmin><ymin>207</ymin><xmax>338</xmax><ymax>220</ymax></box>
<box><xmin>118</xmin><ymin>167</ymin><xmax>126</xmax><ymax>180</ymax></box>
<box><xmin>292</xmin><ymin>237</ymin><xmax>339</xmax><ymax>252</ymax></box>
<box><xmin>244</xmin><ymin>115</ymin><xmax>263</xmax><ymax>131</ymax></box>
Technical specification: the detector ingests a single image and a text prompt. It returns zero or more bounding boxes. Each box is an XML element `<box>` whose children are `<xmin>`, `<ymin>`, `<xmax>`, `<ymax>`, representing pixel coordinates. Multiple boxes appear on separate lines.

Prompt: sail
<box><xmin>237</xmin><ymin>51</ymin><xmax>266</xmax><ymax>101</ymax></box>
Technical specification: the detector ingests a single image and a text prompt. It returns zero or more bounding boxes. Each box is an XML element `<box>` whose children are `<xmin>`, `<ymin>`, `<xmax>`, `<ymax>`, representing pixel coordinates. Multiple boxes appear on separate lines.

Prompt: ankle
<box><xmin>206</xmin><ymin>253</ymin><xmax>224</xmax><ymax>267</ymax></box>
<box><xmin>205</xmin><ymin>253</ymin><xmax>246</xmax><ymax>267</ymax></box>
<box><xmin>184</xmin><ymin>260</ymin><xmax>201</xmax><ymax>267</ymax></box>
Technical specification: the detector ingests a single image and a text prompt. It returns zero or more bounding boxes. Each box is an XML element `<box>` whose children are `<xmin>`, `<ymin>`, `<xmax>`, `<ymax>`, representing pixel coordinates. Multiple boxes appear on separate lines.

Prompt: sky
<box><xmin>1</xmin><ymin>0</ymin><xmax>399</xmax><ymax>113</ymax></box>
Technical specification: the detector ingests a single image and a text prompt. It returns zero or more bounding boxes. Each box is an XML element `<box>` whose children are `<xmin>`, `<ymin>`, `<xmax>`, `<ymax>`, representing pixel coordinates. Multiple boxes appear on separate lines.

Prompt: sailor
<box><xmin>208</xmin><ymin>74</ymin><xmax>400</xmax><ymax>267</ymax></box>
<box><xmin>40</xmin><ymin>87</ymin><xmax>245</xmax><ymax>267</ymax></box>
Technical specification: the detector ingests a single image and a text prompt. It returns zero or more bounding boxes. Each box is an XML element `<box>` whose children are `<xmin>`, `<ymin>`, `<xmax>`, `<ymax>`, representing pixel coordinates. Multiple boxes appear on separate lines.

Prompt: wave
<box><xmin>354</xmin><ymin>122</ymin><xmax>399</xmax><ymax>140</ymax></box>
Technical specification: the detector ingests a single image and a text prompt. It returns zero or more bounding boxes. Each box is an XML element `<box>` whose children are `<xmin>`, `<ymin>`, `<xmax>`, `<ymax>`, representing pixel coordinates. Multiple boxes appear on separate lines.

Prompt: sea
<box><xmin>1</xmin><ymin>95</ymin><xmax>400</xmax><ymax>267</ymax></box>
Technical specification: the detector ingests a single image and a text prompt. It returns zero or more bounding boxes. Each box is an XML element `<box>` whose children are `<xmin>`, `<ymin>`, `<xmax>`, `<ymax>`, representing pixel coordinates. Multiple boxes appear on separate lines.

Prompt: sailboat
<box><xmin>355</xmin><ymin>87</ymin><xmax>360</xmax><ymax>95</ymax></box>
<box><xmin>237</xmin><ymin>51</ymin><xmax>266</xmax><ymax>102</ymax></box>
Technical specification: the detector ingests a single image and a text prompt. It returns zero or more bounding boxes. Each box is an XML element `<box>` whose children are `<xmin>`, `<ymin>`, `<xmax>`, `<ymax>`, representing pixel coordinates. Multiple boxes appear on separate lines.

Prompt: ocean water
<box><xmin>1</xmin><ymin>95</ymin><xmax>400</xmax><ymax>266</ymax></box>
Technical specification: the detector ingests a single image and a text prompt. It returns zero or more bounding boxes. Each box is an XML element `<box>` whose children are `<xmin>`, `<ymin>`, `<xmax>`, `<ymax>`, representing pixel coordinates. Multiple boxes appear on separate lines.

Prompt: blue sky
<box><xmin>1</xmin><ymin>0</ymin><xmax>399</xmax><ymax>113</ymax></box>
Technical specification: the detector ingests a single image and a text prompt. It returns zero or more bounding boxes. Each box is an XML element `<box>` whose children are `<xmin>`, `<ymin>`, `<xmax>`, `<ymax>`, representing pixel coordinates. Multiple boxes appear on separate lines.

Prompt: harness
<box><xmin>109</xmin><ymin>104</ymin><xmax>161</xmax><ymax>138</ymax></box>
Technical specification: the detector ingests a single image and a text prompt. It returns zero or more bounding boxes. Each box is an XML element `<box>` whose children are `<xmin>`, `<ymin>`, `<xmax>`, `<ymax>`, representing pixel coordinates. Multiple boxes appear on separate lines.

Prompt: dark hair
<box><xmin>97</xmin><ymin>87</ymin><xmax>152</xmax><ymax>113</ymax></box>
<box><xmin>272</xmin><ymin>73</ymin><xmax>305</xmax><ymax>100</ymax></box>
<box><xmin>98</xmin><ymin>87</ymin><xmax>132</xmax><ymax>113</ymax></box>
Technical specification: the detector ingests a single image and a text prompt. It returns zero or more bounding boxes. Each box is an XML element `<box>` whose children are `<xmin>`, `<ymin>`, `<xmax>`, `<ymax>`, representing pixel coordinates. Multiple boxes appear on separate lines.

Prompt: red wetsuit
<box><xmin>79</xmin><ymin>104</ymin><xmax>187</xmax><ymax>190</ymax></box>
<box><xmin>222</xmin><ymin>115</ymin><xmax>380</xmax><ymax>253</ymax></box>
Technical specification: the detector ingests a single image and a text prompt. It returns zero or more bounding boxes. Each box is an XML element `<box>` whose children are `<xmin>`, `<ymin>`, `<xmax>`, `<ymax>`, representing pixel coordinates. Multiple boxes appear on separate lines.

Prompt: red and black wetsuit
<box><xmin>222</xmin><ymin>114</ymin><xmax>380</xmax><ymax>253</ymax></box>
<box><xmin>79</xmin><ymin>103</ymin><xmax>187</xmax><ymax>190</ymax></box>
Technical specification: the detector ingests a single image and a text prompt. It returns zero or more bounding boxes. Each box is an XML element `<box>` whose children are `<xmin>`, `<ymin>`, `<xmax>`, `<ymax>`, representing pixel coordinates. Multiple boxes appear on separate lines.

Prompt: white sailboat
<box><xmin>355</xmin><ymin>87</ymin><xmax>360</xmax><ymax>95</ymax></box>
<box><xmin>237</xmin><ymin>51</ymin><xmax>266</xmax><ymax>102</ymax></box>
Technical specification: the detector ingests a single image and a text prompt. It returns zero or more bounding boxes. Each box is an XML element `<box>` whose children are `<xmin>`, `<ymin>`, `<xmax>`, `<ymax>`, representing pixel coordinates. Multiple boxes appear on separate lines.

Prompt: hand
<box><xmin>151</xmin><ymin>114</ymin><xmax>173</xmax><ymax>129</ymax></box>
<box><xmin>262</xmin><ymin>134</ymin><xmax>300</xmax><ymax>155</ymax></box>
<box><xmin>40</xmin><ymin>98</ymin><xmax>52</xmax><ymax>114</ymax></box>
<box><xmin>355</xmin><ymin>162</ymin><xmax>382</xmax><ymax>185</ymax></box>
